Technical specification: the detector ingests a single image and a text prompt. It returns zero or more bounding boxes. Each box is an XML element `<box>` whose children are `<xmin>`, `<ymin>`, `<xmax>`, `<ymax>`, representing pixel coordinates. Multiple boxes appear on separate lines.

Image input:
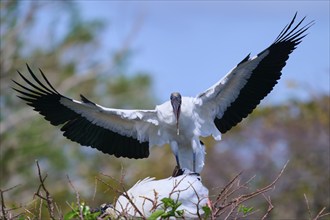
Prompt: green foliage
<box><xmin>148</xmin><ymin>210</ymin><xmax>165</xmax><ymax>220</ymax></box>
<box><xmin>201</xmin><ymin>205</ymin><xmax>211</xmax><ymax>219</ymax></box>
<box><xmin>147</xmin><ymin>197</ymin><xmax>184</xmax><ymax>220</ymax></box>
<box><xmin>238</xmin><ymin>204</ymin><xmax>254</xmax><ymax>216</ymax></box>
<box><xmin>64</xmin><ymin>202</ymin><xmax>100</xmax><ymax>220</ymax></box>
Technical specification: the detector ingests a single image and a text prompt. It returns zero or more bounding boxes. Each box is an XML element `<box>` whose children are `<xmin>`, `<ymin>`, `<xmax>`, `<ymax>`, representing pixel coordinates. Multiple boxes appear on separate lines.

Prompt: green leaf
<box><xmin>202</xmin><ymin>205</ymin><xmax>211</xmax><ymax>219</ymax></box>
<box><xmin>17</xmin><ymin>216</ymin><xmax>26</xmax><ymax>220</ymax></box>
<box><xmin>82</xmin><ymin>203</ymin><xmax>90</xmax><ymax>215</ymax></box>
<box><xmin>148</xmin><ymin>210</ymin><xmax>165</xmax><ymax>220</ymax></box>
<box><xmin>161</xmin><ymin>197</ymin><xmax>175</xmax><ymax>208</ymax></box>
<box><xmin>238</xmin><ymin>204</ymin><xmax>254</xmax><ymax>215</ymax></box>
<box><xmin>156</xmin><ymin>197</ymin><xmax>183</xmax><ymax>218</ymax></box>
<box><xmin>64</xmin><ymin>210</ymin><xmax>79</xmax><ymax>220</ymax></box>
<box><xmin>64</xmin><ymin>202</ymin><xmax>99</xmax><ymax>220</ymax></box>
<box><xmin>176</xmin><ymin>209</ymin><xmax>184</xmax><ymax>216</ymax></box>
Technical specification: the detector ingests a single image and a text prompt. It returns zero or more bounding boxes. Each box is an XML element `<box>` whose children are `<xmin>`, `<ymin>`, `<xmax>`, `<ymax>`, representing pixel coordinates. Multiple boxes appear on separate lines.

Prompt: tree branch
<box><xmin>212</xmin><ymin>161</ymin><xmax>289</xmax><ymax>219</ymax></box>
<box><xmin>66</xmin><ymin>175</ymin><xmax>84</xmax><ymax>220</ymax></box>
<box><xmin>33</xmin><ymin>160</ymin><xmax>56</xmax><ymax>220</ymax></box>
<box><xmin>0</xmin><ymin>185</ymin><xmax>21</xmax><ymax>220</ymax></box>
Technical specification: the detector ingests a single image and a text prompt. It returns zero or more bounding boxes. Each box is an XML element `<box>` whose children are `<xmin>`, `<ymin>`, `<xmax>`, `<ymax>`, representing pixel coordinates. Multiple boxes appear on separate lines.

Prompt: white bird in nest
<box><xmin>112</xmin><ymin>169</ymin><xmax>209</xmax><ymax>218</ymax></box>
<box><xmin>13</xmin><ymin>13</ymin><xmax>313</xmax><ymax>173</ymax></box>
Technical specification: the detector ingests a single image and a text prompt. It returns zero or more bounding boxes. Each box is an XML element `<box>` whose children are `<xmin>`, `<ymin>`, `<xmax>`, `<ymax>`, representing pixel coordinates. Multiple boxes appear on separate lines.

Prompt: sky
<box><xmin>36</xmin><ymin>1</ymin><xmax>330</xmax><ymax>104</ymax></box>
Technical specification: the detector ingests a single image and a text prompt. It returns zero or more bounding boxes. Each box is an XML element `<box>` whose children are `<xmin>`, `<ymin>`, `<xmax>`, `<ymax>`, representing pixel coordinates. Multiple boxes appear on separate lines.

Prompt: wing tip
<box><xmin>237</xmin><ymin>53</ymin><xmax>251</xmax><ymax>67</ymax></box>
<box><xmin>80</xmin><ymin>94</ymin><xmax>96</xmax><ymax>105</ymax></box>
<box><xmin>274</xmin><ymin>12</ymin><xmax>314</xmax><ymax>44</ymax></box>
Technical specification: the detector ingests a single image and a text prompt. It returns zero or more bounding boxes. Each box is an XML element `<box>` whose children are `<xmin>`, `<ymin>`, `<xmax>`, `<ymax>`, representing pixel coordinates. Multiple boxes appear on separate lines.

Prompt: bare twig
<box><xmin>119</xmin><ymin>164</ymin><xmax>126</xmax><ymax>187</ymax></box>
<box><xmin>302</xmin><ymin>194</ymin><xmax>330</xmax><ymax>220</ymax></box>
<box><xmin>97</xmin><ymin>171</ymin><xmax>146</xmax><ymax>218</ymax></box>
<box><xmin>1</xmin><ymin>189</ymin><xmax>8</xmax><ymax>219</ymax></box>
<box><xmin>313</xmin><ymin>207</ymin><xmax>326</xmax><ymax>220</ymax></box>
<box><xmin>241</xmin><ymin>161</ymin><xmax>288</xmax><ymax>200</ymax></box>
<box><xmin>33</xmin><ymin>160</ymin><xmax>56</xmax><ymax>220</ymax></box>
<box><xmin>313</xmin><ymin>207</ymin><xmax>330</xmax><ymax>220</ymax></box>
<box><xmin>139</xmin><ymin>190</ymin><xmax>159</xmax><ymax>213</ymax></box>
<box><xmin>23</xmin><ymin>207</ymin><xmax>34</xmax><ymax>219</ymax></box>
<box><xmin>212</xmin><ymin>171</ymin><xmax>242</xmax><ymax>210</ymax></box>
<box><xmin>305</xmin><ymin>193</ymin><xmax>312</xmax><ymax>219</ymax></box>
<box><xmin>322</xmin><ymin>212</ymin><xmax>330</xmax><ymax>219</ymax></box>
<box><xmin>66</xmin><ymin>175</ymin><xmax>83</xmax><ymax>220</ymax></box>
<box><xmin>212</xmin><ymin>161</ymin><xmax>289</xmax><ymax>219</ymax></box>
<box><xmin>224</xmin><ymin>205</ymin><xmax>235</xmax><ymax>220</ymax></box>
<box><xmin>97</xmin><ymin>172</ymin><xmax>124</xmax><ymax>195</ymax></box>
<box><xmin>93</xmin><ymin>177</ymin><xmax>98</xmax><ymax>202</ymax></box>
<box><xmin>188</xmin><ymin>181</ymin><xmax>208</xmax><ymax>219</ymax></box>
<box><xmin>261</xmin><ymin>194</ymin><xmax>274</xmax><ymax>220</ymax></box>
<box><xmin>224</xmin><ymin>174</ymin><xmax>256</xmax><ymax>205</ymax></box>
<box><xmin>169</xmin><ymin>174</ymin><xmax>191</xmax><ymax>198</ymax></box>
<box><xmin>0</xmin><ymin>185</ymin><xmax>21</xmax><ymax>220</ymax></box>
<box><xmin>38</xmin><ymin>197</ymin><xmax>43</xmax><ymax>220</ymax></box>
<box><xmin>120</xmin><ymin>186</ymin><xmax>146</xmax><ymax>219</ymax></box>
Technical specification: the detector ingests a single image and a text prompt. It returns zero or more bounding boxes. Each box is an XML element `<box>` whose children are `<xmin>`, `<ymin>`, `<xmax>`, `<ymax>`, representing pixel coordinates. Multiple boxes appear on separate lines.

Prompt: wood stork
<box><xmin>13</xmin><ymin>13</ymin><xmax>313</xmax><ymax>173</ymax></box>
<box><xmin>114</xmin><ymin>169</ymin><xmax>209</xmax><ymax>218</ymax></box>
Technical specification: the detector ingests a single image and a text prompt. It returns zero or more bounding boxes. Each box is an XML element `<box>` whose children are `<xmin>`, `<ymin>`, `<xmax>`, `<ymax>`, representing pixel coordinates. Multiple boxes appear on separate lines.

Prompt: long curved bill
<box><xmin>172</xmin><ymin>99</ymin><xmax>181</xmax><ymax>135</ymax></box>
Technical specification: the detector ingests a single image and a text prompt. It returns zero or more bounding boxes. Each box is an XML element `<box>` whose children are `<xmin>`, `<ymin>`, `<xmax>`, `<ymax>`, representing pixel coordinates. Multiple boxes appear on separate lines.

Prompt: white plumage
<box><xmin>114</xmin><ymin>169</ymin><xmax>209</xmax><ymax>218</ymax></box>
<box><xmin>13</xmin><ymin>13</ymin><xmax>313</xmax><ymax>173</ymax></box>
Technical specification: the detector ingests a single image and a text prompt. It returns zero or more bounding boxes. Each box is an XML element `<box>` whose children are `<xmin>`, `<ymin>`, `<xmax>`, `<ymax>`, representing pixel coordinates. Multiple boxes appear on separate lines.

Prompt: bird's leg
<box><xmin>191</xmin><ymin>139</ymin><xmax>200</xmax><ymax>173</ymax></box>
<box><xmin>175</xmin><ymin>154</ymin><xmax>181</xmax><ymax>169</ymax></box>
<box><xmin>172</xmin><ymin>165</ymin><xmax>184</xmax><ymax>177</ymax></box>
<box><xmin>193</xmin><ymin>152</ymin><xmax>196</xmax><ymax>173</ymax></box>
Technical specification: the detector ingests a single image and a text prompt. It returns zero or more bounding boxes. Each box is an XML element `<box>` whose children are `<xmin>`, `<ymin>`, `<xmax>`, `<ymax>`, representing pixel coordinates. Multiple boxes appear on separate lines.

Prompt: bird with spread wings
<box><xmin>13</xmin><ymin>13</ymin><xmax>313</xmax><ymax>173</ymax></box>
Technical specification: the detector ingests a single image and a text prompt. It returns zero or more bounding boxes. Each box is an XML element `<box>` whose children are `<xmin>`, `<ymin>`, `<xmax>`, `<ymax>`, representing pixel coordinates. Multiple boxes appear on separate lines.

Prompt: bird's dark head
<box><xmin>170</xmin><ymin>92</ymin><xmax>182</xmax><ymax>135</ymax></box>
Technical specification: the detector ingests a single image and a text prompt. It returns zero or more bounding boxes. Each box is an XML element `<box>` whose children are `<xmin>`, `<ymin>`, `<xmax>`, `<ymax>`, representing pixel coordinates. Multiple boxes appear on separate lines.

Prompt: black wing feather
<box><xmin>13</xmin><ymin>64</ymin><xmax>149</xmax><ymax>159</ymax></box>
<box><xmin>215</xmin><ymin>14</ymin><xmax>314</xmax><ymax>133</ymax></box>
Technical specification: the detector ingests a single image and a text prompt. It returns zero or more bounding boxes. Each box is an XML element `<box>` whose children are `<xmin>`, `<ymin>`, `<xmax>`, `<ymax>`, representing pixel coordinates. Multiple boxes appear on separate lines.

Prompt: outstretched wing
<box><xmin>196</xmin><ymin>13</ymin><xmax>314</xmax><ymax>133</ymax></box>
<box><xmin>13</xmin><ymin>65</ymin><xmax>158</xmax><ymax>159</ymax></box>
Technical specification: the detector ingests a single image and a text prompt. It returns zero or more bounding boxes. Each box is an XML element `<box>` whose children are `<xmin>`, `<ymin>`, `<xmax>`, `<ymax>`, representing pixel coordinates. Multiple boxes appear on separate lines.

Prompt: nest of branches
<box><xmin>1</xmin><ymin>161</ymin><xmax>329</xmax><ymax>220</ymax></box>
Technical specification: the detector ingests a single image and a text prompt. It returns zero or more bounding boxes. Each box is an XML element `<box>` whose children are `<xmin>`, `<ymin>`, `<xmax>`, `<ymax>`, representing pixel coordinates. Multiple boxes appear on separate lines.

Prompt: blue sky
<box><xmin>37</xmin><ymin>1</ymin><xmax>330</xmax><ymax>104</ymax></box>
